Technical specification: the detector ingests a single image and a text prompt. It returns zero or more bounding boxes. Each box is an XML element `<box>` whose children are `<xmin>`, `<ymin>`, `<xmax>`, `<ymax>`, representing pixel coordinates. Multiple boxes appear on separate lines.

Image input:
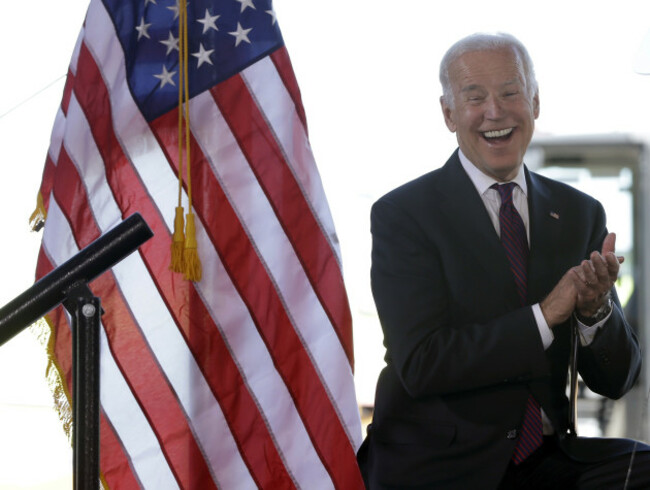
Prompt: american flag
<box><xmin>32</xmin><ymin>0</ymin><xmax>363</xmax><ymax>488</ymax></box>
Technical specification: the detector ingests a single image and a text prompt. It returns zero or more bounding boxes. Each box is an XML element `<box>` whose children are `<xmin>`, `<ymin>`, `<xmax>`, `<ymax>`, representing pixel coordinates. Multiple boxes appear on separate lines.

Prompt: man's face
<box><xmin>440</xmin><ymin>47</ymin><xmax>540</xmax><ymax>182</ymax></box>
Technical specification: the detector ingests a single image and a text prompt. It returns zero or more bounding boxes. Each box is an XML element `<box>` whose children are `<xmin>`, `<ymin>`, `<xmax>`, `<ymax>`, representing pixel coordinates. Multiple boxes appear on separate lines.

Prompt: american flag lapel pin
<box><xmin>550</xmin><ymin>211</ymin><xmax>560</xmax><ymax>220</ymax></box>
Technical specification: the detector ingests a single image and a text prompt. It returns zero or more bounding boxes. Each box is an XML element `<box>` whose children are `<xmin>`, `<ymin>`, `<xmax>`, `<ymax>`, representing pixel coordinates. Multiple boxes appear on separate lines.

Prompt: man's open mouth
<box><xmin>482</xmin><ymin>128</ymin><xmax>514</xmax><ymax>142</ymax></box>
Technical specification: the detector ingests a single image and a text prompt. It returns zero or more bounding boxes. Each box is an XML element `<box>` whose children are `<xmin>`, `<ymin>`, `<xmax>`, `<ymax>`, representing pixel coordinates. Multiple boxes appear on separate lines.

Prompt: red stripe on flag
<box><xmin>61</xmin><ymin>68</ymin><xmax>74</xmax><ymax>116</ymax></box>
<box><xmin>150</xmin><ymin>102</ymin><xmax>364</xmax><ymax>489</ymax></box>
<box><xmin>116</xmin><ymin>124</ymin><xmax>298</xmax><ymax>487</ymax></box>
<box><xmin>37</xmin><ymin>155</ymin><xmax>57</xmax><ymax>217</ymax></box>
<box><xmin>48</xmin><ymin>155</ymin><xmax>218</xmax><ymax>488</ymax></box>
<box><xmin>35</xmin><ymin>250</ymin><xmax>73</xmax><ymax>405</ymax></box>
<box><xmin>52</xmin><ymin>147</ymin><xmax>100</xmax><ymax>248</ymax></box>
<box><xmin>72</xmin><ymin>41</ymin><xmax>296</xmax><ymax>488</ymax></box>
<box><xmin>94</xmin><ymin>271</ymin><xmax>218</xmax><ymax>489</ymax></box>
<box><xmin>211</xmin><ymin>76</ymin><xmax>355</xmax><ymax>368</ymax></box>
<box><xmin>270</xmin><ymin>47</ymin><xmax>308</xmax><ymax>134</ymax></box>
<box><xmin>36</xmin><ymin>247</ymin><xmax>74</xmax><ymax>394</ymax></box>
<box><xmin>35</xmin><ymin>248</ymin><xmax>140</xmax><ymax>487</ymax></box>
<box><xmin>35</xmin><ymin>70</ymin><xmax>74</xmax><ymax>219</ymax></box>
<box><xmin>100</xmin><ymin>413</ymin><xmax>142</xmax><ymax>490</ymax></box>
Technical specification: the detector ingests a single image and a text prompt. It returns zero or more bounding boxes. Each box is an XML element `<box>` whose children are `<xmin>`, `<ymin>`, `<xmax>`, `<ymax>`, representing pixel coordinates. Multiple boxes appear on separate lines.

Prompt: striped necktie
<box><xmin>494</xmin><ymin>183</ymin><xmax>543</xmax><ymax>464</ymax></box>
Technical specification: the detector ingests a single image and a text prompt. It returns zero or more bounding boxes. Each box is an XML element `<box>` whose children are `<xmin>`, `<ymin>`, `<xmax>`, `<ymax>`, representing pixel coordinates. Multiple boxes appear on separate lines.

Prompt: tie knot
<box><xmin>493</xmin><ymin>182</ymin><xmax>517</xmax><ymax>204</ymax></box>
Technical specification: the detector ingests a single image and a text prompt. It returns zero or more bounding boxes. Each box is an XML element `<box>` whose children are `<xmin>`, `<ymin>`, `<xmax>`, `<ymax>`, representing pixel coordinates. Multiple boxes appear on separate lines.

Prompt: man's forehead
<box><xmin>450</xmin><ymin>49</ymin><xmax>525</xmax><ymax>88</ymax></box>
<box><xmin>460</xmin><ymin>79</ymin><xmax>522</xmax><ymax>93</ymax></box>
<box><xmin>454</xmin><ymin>45</ymin><xmax>521</xmax><ymax>65</ymax></box>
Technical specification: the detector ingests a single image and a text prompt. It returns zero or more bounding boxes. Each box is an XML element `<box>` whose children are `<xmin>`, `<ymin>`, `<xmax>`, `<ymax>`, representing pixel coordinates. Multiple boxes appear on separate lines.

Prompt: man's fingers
<box><xmin>591</xmin><ymin>252</ymin><xmax>610</xmax><ymax>280</ymax></box>
<box><xmin>572</xmin><ymin>264</ymin><xmax>593</xmax><ymax>291</ymax></box>
<box><xmin>604</xmin><ymin>253</ymin><xmax>622</xmax><ymax>269</ymax></box>
<box><xmin>575</xmin><ymin>257</ymin><xmax>611</xmax><ymax>293</ymax></box>
<box><xmin>583</xmin><ymin>256</ymin><xmax>601</xmax><ymax>285</ymax></box>
<box><xmin>601</xmin><ymin>232</ymin><xmax>617</xmax><ymax>256</ymax></box>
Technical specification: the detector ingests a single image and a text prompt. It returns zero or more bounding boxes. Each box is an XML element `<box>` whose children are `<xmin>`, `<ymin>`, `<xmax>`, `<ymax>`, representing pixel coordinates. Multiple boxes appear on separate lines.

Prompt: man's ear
<box><xmin>440</xmin><ymin>96</ymin><xmax>457</xmax><ymax>132</ymax></box>
<box><xmin>533</xmin><ymin>91</ymin><xmax>540</xmax><ymax>119</ymax></box>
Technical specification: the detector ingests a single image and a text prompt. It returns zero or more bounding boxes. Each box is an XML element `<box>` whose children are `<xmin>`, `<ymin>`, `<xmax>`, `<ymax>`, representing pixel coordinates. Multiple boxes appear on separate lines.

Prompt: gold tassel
<box><xmin>170</xmin><ymin>206</ymin><xmax>185</xmax><ymax>272</ymax></box>
<box><xmin>183</xmin><ymin>211</ymin><xmax>202</xmax><ymax>282</ymax></box>
<box><xmin>169</xmin><ymin>0</ymin><xmax>202</xmax><ymax>281</ymax></box>
<box><xmin>29</xmin><ymin>192</ymin><xmax>47</xmax><ymax>231</ymax></box>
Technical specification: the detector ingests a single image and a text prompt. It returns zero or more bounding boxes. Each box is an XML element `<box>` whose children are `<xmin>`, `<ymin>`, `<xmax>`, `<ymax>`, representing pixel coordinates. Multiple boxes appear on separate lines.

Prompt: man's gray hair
<box><xmin>439</xmin><ymin>32</ymin><xmax>538</xmax><ymax>108</ymax></box>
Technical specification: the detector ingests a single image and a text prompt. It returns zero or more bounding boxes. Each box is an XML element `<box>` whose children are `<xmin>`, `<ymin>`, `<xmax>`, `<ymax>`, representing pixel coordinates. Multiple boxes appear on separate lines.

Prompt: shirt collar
<box><xmin>458</xmin><ymin>148</ymin><xmax>528</xmax><ymax>197</ymax></box>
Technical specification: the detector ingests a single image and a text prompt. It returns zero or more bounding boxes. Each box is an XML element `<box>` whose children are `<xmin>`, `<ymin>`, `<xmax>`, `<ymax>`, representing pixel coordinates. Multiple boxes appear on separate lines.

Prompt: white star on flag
<box><xmin>167</xmin><ymin>0</ymin><xmax>182</xmax><ymax>20</ymax></box>
<box><xmin>135</xmin><ymin>17</ymin><xmax>151</xmax><ymax>40</ymax></box>
<box><xmin>236</xmin><ymin>0</ymin><xmax>256</xmax><ymax>13</ymax></box>
<box><xmin>197</xmin><ymin>9</ymin><xmax>220</xmax><ymax>34</ymax></box>
<box><xmin>229</xmin><ymin>22</ymin><xmax>252</xmax><ymax>46</ymax></box>
<box><xmin>153</xmin><ymin>65</ymin><xmax>176</xmax><ymax>87</ymax></box>
<box><xmin>159</xmin><ymin>31</ymin><xmax>179</xmax><ymax>55</ymax></box>
<box><xmin>192</xmin><ymin>43</ymin><xmax>215</xmax><ymax>67</ymax></box>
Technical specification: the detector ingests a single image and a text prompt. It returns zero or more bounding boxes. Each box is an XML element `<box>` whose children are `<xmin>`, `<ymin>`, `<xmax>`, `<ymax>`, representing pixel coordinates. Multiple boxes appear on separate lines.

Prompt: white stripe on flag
<box><xmin>241</xmin><ymin>58</ymin><xmax>343</xmax><ymax>262</ymax></box>
<box><xmin>189</xmin><ymin>87</ymin><xmax>361</xmax><ymax>448</ymax></box>
<box><xmin>41</xmin><ymin>199</ymin><xmax>178</xmax><ymax>489</ymax></box>
<box><xmin>47</xmin><ymin>108</ymin><xmax>66</xmax><ymax>165</ymax></box>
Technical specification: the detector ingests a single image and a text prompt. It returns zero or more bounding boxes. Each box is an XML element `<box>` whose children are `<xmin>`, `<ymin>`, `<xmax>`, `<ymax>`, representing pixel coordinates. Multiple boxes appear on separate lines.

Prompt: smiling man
<box><xmin>357</xmin><ymin>33</ymin><xmax>650</xmax><ymax>489</ymax></box>
<box><xmin>441</xmin><ymin>45</ymin><xmax>538</xmax><ymax>183</ymax></box>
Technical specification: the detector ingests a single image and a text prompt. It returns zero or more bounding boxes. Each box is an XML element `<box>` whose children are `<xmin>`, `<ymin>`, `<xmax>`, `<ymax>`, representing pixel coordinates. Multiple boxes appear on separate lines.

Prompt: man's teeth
<box><xmin>483</xmin><ymin>128</ymin><xmax>513</xmax><ymax>138</ymax></box>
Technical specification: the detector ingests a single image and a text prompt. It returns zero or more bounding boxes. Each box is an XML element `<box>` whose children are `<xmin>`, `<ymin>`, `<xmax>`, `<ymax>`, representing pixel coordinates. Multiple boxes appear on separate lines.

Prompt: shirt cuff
<box><xmin>575</xmin><ymin>305</ymin><xmax>613</xmax><ymax>346</ymax></box>
<box><xmin>532</xmin><ymin>303</ymin><xmax>554</xmax><ymax>349</ymax></box>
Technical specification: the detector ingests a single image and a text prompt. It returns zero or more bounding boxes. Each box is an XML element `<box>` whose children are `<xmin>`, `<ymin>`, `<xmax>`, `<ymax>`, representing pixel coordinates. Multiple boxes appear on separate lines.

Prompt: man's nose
<box><xmin>485</xmin><ymin>96</ymin><xmax>505</xmax><ymax>119</ymax></box>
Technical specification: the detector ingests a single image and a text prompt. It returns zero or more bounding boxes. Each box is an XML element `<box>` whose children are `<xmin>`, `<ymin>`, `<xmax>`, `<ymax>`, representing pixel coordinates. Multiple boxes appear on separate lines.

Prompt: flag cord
<box><xmin>169</xmin><ymin>2</ymin><xmax>186</xmax><ymax>273</ymax></box>
<box><xmin>170</xmin><ymin>0</ymin><xmax>202</xmax><ymax>281</ymax></box>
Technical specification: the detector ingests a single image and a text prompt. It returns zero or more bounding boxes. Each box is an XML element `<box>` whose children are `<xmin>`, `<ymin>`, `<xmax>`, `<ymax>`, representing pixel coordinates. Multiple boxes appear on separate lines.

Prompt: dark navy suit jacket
<box><xmin>359</xmin><ymin>150</ymin><xmax>641</xmax><ymax>489</ymax></box>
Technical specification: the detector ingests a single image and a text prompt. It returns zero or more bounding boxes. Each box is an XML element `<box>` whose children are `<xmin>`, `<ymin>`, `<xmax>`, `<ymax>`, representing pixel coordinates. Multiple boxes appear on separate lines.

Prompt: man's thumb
<box><xmin>602</xmin><ymin>232</ymin><xmax>617</xmax><ymax>256</ymax></box>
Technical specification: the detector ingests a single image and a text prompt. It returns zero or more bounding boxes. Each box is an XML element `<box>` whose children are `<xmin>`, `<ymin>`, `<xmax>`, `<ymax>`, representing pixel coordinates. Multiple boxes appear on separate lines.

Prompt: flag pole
<box><xmin>64</xmin><ymin>284</ymin><xmax>102</xmax><ymax>489</ymax></box>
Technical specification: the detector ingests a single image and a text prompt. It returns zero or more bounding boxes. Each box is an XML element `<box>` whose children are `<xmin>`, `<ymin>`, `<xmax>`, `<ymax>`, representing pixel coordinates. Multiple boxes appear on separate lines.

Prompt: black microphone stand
<box><xmin>0</xmin><ymin>213</ymin><xmax>153</xmax><ymax>489</ymax></box>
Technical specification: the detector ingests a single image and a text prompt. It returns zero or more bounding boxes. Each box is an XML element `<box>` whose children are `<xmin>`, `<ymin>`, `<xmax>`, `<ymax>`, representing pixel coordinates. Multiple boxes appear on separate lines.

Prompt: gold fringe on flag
<box><xmin>31</xmin><ymin>316</ymin><xmax>110</xmax><ymax>489</ymax></box>
<box><xmin>29</xmin><ymin>192</ymin><xmax>47</xmax><ymax>232</ymax></box>
<box><xmin>30</xmin><ymin>317</ymin><xmax>73</xmax><ymax>444</ymax></box>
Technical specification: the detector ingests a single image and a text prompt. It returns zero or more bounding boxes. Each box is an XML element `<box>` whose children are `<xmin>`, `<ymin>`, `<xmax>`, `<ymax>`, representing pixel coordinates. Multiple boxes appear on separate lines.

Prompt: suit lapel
<box><xmin>437</xmin><ymin>153</ymin><xmax>521</xmax><ymax>304</ymax></box>
<box><xmin>526</xmin><ymin>168</ymin><xmax>565</xmax><ymax>303</ymax></box>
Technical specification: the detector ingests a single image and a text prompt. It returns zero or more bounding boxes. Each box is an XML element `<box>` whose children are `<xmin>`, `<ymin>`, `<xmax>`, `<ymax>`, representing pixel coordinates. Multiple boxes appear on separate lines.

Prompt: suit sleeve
<box><xmin>576</xmin><ymin>202</ymin><xmax>642</xmax><ymax>399</ymax></box>
<box><xmin>370</xmin><ymin>196</ymin><xmax>550</xmax><ymax>399</ymax></box>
